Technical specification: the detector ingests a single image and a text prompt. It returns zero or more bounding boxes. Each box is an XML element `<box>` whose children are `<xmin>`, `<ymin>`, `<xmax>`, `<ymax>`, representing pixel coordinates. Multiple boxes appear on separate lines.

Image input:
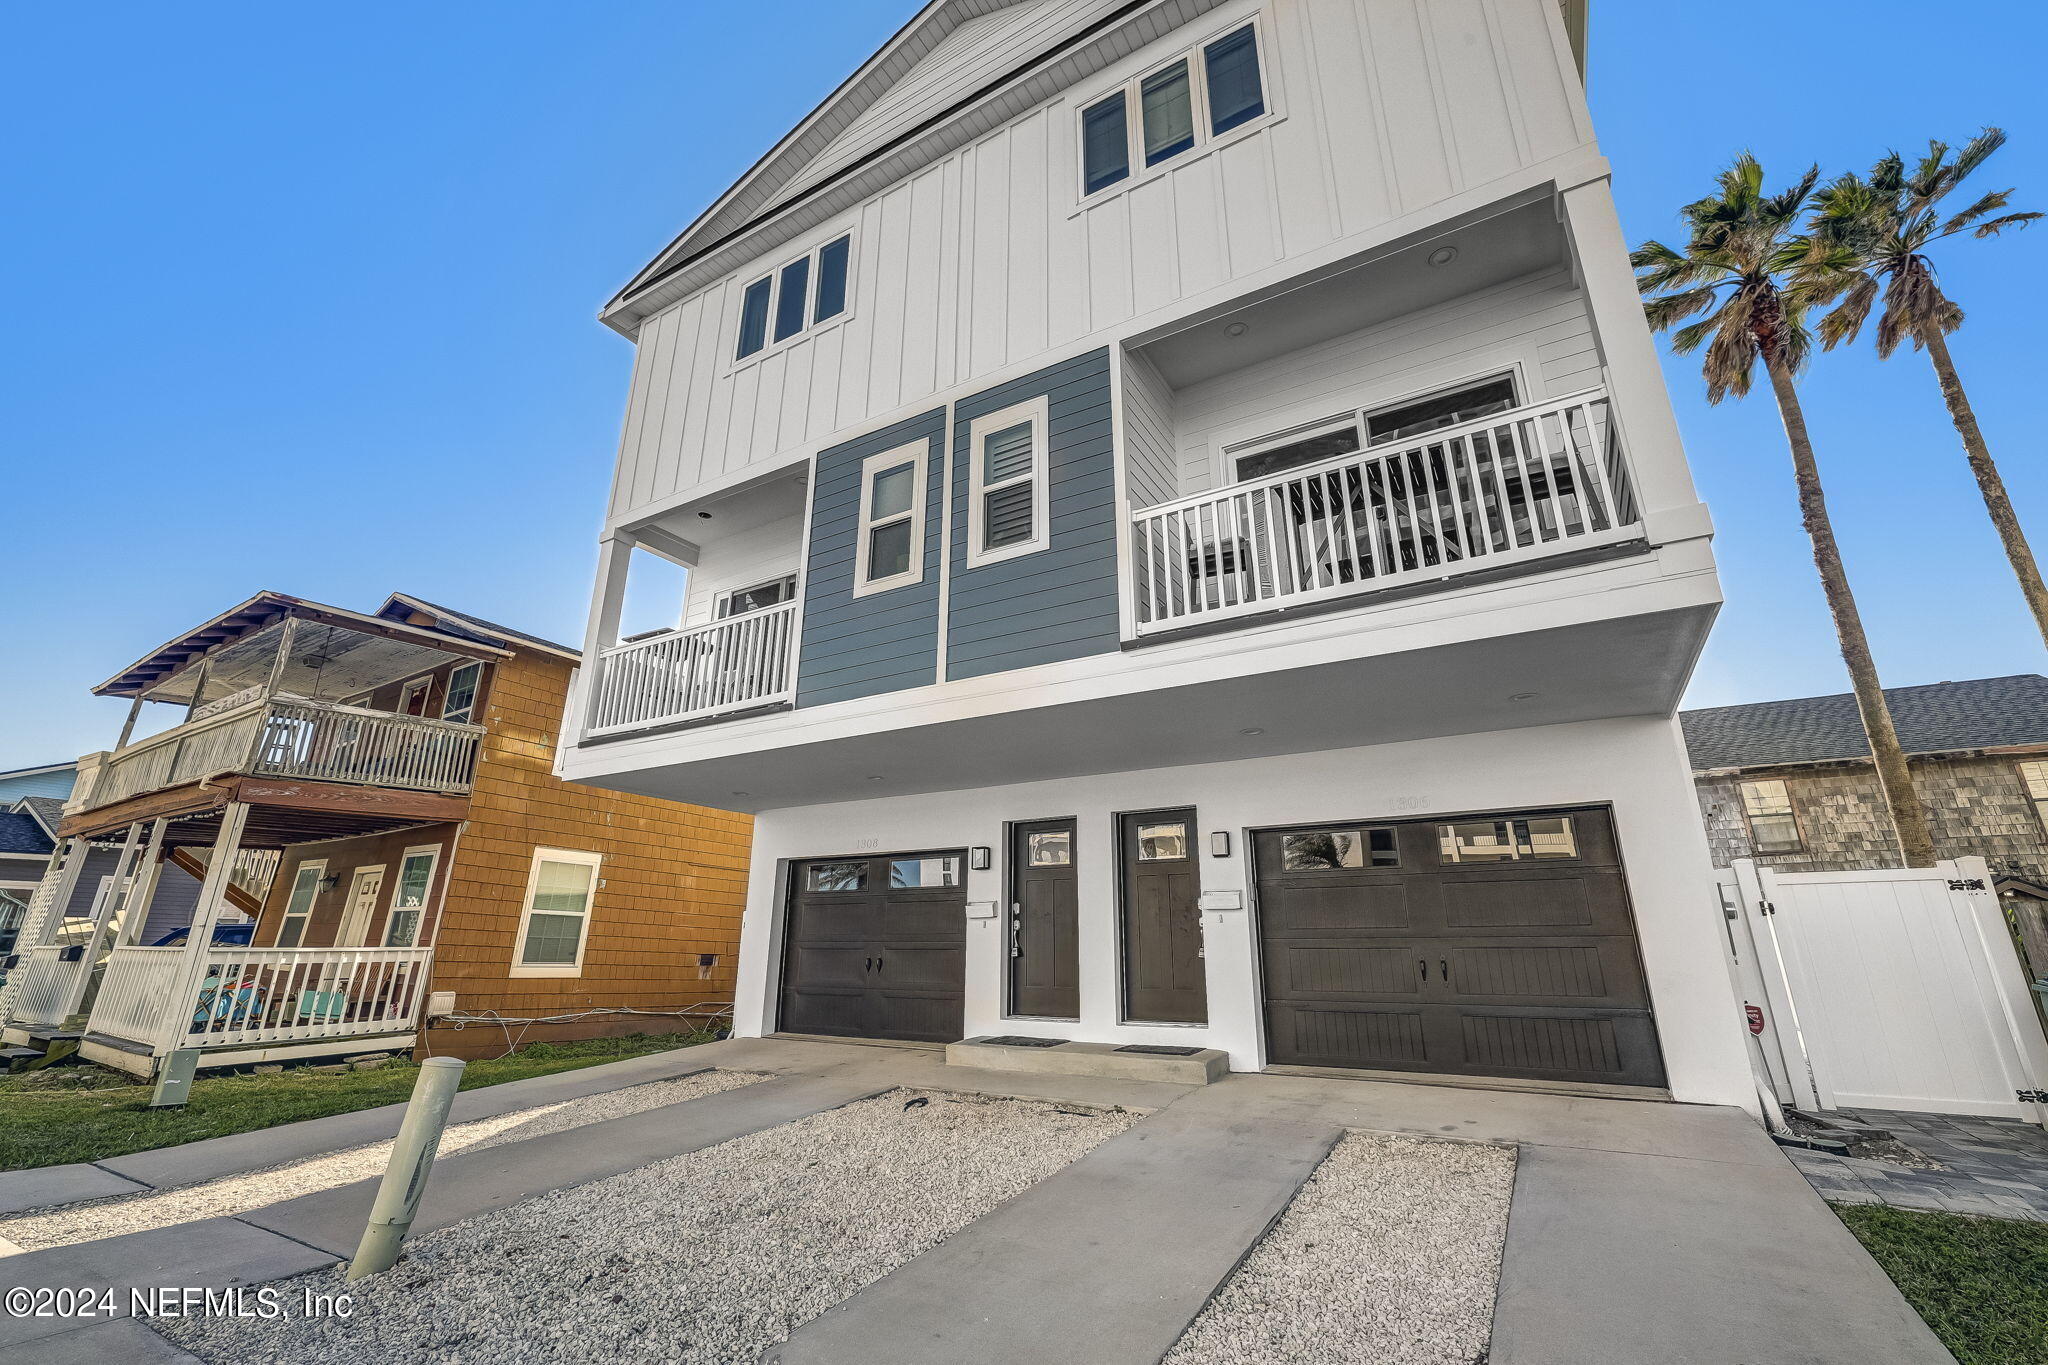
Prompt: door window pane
<box><xmin>1234</xmin><ymin>426</ymin><xmax>1362</xmax><ymax>482</ymax></box>
<box><xmin>1028</xmin><ymin>831</ymin><xmax>1072</xmax><ymax>867</ymax></box>
<box><xmin>1522</xmin><ymin>817</ymin><xmax>1578</xmax><ymax>859</ymax></box>
<box><xmin>719</xmin><ymin>576</ymin><xmax>796</xmax><ymax>617</ymax></box>
<box><xmin>1082</xmin><ymin>94</ymin><xmax>1130</xmax><ymax>194</ymax></box>
<box><xmin>1136</xmin><ymin>822</ymin><xmax>1188</xmax><ymax>861</ymax></box>
<box><xmin>1440</xmin><ymin>821</ymin><xmax>1518</xmax><ymax>862</ymax></box>
<box><xmin>737</xmin><ymin>277</ymin><xmax>772</xmax><ymax>358</ymax></box>
<box><xmin>1280</xmin><ymin>828</ymin><xmax>1400</xmax><ymax>870</ymax></box>
<box><xmin>1366</xmin><ymin>376</ymin><xmax>1519</xmax><ymax>446</ymax></box>
<box><xmin>867</xmin><ymin>519</ymin><xmax>913</xmax><ymax>580</ymax></box>
<box><xmin>1141</xmin><ymin>61</ymin><xmax>1195</xmax><ymax>165</ymax></box>
<box><xmin>807</xmin><ymin>862</ymin><xmax>867</xmax><ymax>892</ymax></box>
<box><xmin>774</xmin><ymin>257</ymin><xmax>811</xmax><ymax>342</ymax></box>
<box><xmin>813</xmin><ymin>236</ymin><xmax>851</xmax><ymax>322</ymax></box>
<box><xmin>870</xmin><ymin>463</ymin><xmax>916</xmax><ymax>519</ymax></box>
<box><xmin>890</xmin><ymin>856</ymin><xmax>962</xmax><ymax>888</ymax></box>
<box><xmin>1203</xmin><ymin>26</ymin><xmax>1265</xmax><ymax>135</ymax></box>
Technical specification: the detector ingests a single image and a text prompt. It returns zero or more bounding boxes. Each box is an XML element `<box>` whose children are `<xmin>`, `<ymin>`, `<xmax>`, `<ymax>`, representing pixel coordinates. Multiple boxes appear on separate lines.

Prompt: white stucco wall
<box><xmin>732</xmin><ymin>712</ymin><xmax>1757</xmax><ymax>1112</ymax></box>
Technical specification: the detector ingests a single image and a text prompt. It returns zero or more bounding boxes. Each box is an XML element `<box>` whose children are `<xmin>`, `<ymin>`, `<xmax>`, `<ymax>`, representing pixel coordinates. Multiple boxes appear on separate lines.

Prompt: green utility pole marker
<box><xmin>347</xmin><ymin>1055</ymin><xmax>465</xmax><ymax>1281</ymax></box>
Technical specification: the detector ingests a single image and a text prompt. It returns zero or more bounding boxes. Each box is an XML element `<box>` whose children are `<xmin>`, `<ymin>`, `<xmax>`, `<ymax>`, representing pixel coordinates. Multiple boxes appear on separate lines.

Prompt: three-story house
<box><xmin>557</xmin><ymin>0</ymin><xmax>1754</xmax><ymax>1109</ymax></box>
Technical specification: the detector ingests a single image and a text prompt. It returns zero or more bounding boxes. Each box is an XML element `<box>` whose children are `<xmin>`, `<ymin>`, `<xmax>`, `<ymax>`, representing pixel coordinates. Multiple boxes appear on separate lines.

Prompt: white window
<box><xmin>734</xmin><ymin>234</ymin><xmax>854</xmax><ymax>362</ymax></box>
<box><xmin>717</xmin><ymin>575</ymin><xmax>799</xmax><ymax>618</ymax></box>
<box><xmin>384</xmin><ymin>845</ymin><xmax>441</xmax><ymax>947</ymax></box>
<box><xmin>397</xmin><ymin>677</ymin><xmax>431</xmax><ymax>717</ymax></box>
<box><xmin>512</xmin><ymin>848</ymin><xmax>601</xmax><ymax>977</ymax></box>
<box><xmin>441</xmin><ymin>663</ymin><xmax>482</xmax><ymax>724</ymax></box>
<box><xmin>854</xmin><ymin>441</ymin><xmax>928</xmax><ymax>596</ymax></box>
<box><xmin>966</xmin><ymin>396</ymin><xmax>1051</xmax><ymax>569</ymax></box>
<box><xmin>1079</xmin><ymin>20</ymin><xmax>1270</xmax><ymax>199</ymax></box>
<box><xmin>1739</xmin><ymin>780</ymin><xmax>1803</xmax><ymax>854</ymax></box>
<box><xmin>274</xmin><ymin>861</ymin><xmax>326</xmax><ymax>948</ymax></box>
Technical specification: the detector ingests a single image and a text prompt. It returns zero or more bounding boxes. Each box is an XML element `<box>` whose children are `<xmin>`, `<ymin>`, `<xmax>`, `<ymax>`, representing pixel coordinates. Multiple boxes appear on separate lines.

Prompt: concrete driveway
<box><xmin>2</xmin><ymin>1035</ymin><xmax>1951</xmax><ymax>1364</ymax></box>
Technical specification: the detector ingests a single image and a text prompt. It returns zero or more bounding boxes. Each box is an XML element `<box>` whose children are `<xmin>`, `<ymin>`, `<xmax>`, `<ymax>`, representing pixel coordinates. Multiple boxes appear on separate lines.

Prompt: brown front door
<box><xmin>1255</xmin><ymin>807</ymin><xmax>1664</xmax><ymax>1087</ymax></box>
<box><xmin>1121</xmin><ymin>809</ymin><xmax>1205</xmax><ymax>1024</ymax></box>
<box><xmin>1010</xmin><ymin>818</ymin><xmax>1079</xmax><ymax>1019</ymax></box>
<box><xmin>779</xmin><ymin>852</ymin><xmax>966</xmax><ymax>1043</ymax></box>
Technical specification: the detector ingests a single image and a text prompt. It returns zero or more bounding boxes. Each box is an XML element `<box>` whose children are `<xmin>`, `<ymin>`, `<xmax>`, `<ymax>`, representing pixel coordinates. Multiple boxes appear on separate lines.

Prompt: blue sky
<box><xmin>3</xmin><ymin>1</ymin><xmax>2042</xmax><ymax>768</ymax></box>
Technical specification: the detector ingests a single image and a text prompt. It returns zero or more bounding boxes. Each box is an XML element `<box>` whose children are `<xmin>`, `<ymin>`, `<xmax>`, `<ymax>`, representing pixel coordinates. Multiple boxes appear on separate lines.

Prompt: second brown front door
<box><xmin>1010</xmin><ymin>818</ymin><xmax>1079</xmax><ymax>1018</ymax></box>
<box><xmin>1121</xmin><ymin>809</ymin><xmax>1206</xmax><ymax>1024</ymax></box>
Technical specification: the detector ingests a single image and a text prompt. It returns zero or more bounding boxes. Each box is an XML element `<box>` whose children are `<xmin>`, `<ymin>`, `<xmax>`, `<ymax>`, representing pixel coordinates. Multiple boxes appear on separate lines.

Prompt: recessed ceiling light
<box><xmin>1508</xmin><ymin>692</ymin><xmax>1539</xmax><ymax>702</ymax></box>
<box><xmin>1239</xmin><ymin>727</ymin><xmax>1265</xmax><ymax>735</ymax></box>
<box><xmin>1428</xmin><ymin>246</ymin><xmax>1460</xmax><ymax>267</ymax></box>
<box><xmin>1225</xmin><ymin>322</ymin><xmax>1248</xmax><ymax>337</ymax></box>
<box><xmin>697</xmin><ymin>510</ymin><xmax>714</xmax><ymax>519</ymax></box>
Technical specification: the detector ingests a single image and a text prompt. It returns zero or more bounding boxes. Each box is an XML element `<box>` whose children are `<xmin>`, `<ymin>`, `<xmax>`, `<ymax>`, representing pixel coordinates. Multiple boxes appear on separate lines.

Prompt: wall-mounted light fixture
<box><xmin>969</xmin><ymin>846</ymin><xmax>992</xmax><ymax>871</ymax></box>
<box><xmin>1209</xmin><ymin>831</ymin><xmax>1232</xmax><ymax>858</ymax></box>
<box><xmin>318</xmin><ymin>872</ymin><xmax>342</xmax><ymax>892</ymax></box>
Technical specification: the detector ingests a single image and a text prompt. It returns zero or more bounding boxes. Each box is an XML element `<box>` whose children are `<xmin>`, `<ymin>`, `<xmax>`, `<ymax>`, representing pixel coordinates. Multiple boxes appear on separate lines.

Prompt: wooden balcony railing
<box><xmin>76</xmin><ymin>694</ymin><xmax>484</xmax><ymax>815</ymax></box>
<box><xmin>587</xmin><ymin>600</ymin><xmax>798</xmax><ymax>736</ymax></box>
<box><xmin>1128</xmin><ymin>389</ymin><xmax>1642</xmax><ymax>636</ymax></box>
<box><xmin>88</xmin><ymin>944</ymin><xmax>434</xmax><ymax>1054</ymax></box>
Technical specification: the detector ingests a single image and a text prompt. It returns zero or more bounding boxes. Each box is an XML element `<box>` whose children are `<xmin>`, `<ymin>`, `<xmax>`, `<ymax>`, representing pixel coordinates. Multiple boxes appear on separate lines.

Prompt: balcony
<box><xmin>1129</xmin><ymin>389</ymin><xmax>1639</xmax><ymax>636</ymax></box>
<box><xmin>75</xmin><ymin>693</ymin><xmax>483</xmax><ymax>815</ymax></box>
<box><xmin>587</xmin><ymin>599</ymin><xmax>798</xmax><ymax>736</ymax></box>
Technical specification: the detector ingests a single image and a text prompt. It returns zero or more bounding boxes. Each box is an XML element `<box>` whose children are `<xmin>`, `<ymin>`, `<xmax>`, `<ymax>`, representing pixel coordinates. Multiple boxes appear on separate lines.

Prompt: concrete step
<box><xmin>946</xmin><ymin>1037</ymin><xmax>1228</xmax><ymax>1085</ymax></box>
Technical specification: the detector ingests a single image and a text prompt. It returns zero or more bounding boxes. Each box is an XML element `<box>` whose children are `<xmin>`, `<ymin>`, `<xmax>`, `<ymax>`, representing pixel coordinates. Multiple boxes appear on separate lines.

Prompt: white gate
<box><xmin>1723</xmin><ymin>857</ymin><xmax>2048</xmax><ymax>1124</ymax></box>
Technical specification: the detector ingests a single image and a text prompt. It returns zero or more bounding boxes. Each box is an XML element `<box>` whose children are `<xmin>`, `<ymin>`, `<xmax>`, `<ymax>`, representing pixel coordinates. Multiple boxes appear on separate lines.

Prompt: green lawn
<box><xmin>0</xmin><ymin>1030</ymin><xmax>718</xmax><ymax>1171</ymax></box>
<box><xmin>1836</xmin><ymin>1203</ymin><xmax>2048</xmax><ymax>1365</ymax></box>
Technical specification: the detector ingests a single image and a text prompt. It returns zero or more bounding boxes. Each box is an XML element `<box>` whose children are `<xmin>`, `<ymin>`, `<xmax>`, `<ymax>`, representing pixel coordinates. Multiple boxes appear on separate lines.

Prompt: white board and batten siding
<box><xmin>1726</xmin><ymin>858</ymin><xmax>2048</xmax><ymax>1125</ymax></box>
<box><xmin>607</xmin><ymin>0</ymin><xmax>1595</xmax><ymax>527</ymax></box>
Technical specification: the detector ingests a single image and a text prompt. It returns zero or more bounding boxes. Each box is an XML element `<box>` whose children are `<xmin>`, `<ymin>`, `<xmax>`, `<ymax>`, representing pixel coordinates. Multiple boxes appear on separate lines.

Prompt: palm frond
<box><xmin>1974</xmin><ymin>211</ymin><xmax>2043</xmax><ymax>238</ymax></box>
<box><xmin>1816</xmin><ymin>274</ymin><xmax>1878</xmax><ymax>350</ymax></box>
<box><xmin>1941</xmin><ymin>188</ymin><xmax>2015</xmax><ymax>235</ymax></box>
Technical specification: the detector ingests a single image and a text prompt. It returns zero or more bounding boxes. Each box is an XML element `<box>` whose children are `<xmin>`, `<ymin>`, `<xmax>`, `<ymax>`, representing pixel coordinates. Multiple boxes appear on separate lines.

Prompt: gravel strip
<box><xmin>1166</xmin><ymin>1131</ymin><xmax>1516</xmax><ymax>1365</ymax></box>
<box><xmin>0</xmin><ymin>1069</ymin><xmax>767</xmax><ymax>1254</ymax></box>
<box><xmin>163</xmin><ymin>1089</ymin><xmax>1137</xmax><ymax>1364</ymax></box>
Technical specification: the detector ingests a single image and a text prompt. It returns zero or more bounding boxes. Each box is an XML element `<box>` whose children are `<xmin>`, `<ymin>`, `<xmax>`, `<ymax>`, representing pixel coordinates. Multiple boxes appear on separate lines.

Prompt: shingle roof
<box><xmin>0</xmin><ymin>810</ymin><xmax>54</xmax><ymax>857</ymax></box>
<box><xmin>379</xmin><ymin>594</ymin><xmax>579</xmax><ymax>660</ymax></box>
<box><xmin>1682</xmin><ymin>675</ymin><xmax>2048</xmax><ymax>771</ymax></box>
<box><xmin>14</xmin><ymin>798</ymin><xmax>65</xmax><ymax>840</ymax></box>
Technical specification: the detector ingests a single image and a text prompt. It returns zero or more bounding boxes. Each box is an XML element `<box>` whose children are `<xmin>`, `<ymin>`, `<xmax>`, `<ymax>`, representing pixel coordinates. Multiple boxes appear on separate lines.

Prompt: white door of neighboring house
<box><xmin>336</xmin><ymin>866</ymin><xmax>386</xmax><ymax>947</ymax></box>
<box><xmin>1727</xmin><ymin>857</ymin><xmax>2048</xmax><ymax>1125</ymax></box>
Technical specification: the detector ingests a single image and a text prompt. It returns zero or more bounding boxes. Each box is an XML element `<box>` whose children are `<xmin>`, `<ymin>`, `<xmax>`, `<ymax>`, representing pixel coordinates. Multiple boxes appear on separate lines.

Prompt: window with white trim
<box><xmin>734</xmin><ymin>234</ymin><xmax>853</xmax><ymax>362</ymax></box>
<box><xmin>717</xmin><ymin>575</ymin><xmax>799</xmax><ymax>618</ymax></box>
<box><xmin>1080</xmin><ymin>21</ymin><xmax>1269</xmax><ymax>198</ymax></box>
<box><xmin>512</xmin><ymin>848</ymin><xmax>601</xmax><ymax>976</ymax></box>
<box><xmin>854</xmin><ymin>441</ymin><xmax>928</xmax><ymax>596</ymax></box>
<box><xmin>383</xmin><ymin>845</ymin><xmax>441</xmax><ymax>947</ymax></box>
<box><xmin>440</xmin><ymin>663</ymin><xmax>482</xmax><ymax>725</ymax></box>
<box><xmin>1739</xmin><ymin>780</ymin><xmax>1803</xmax><ymax>855</ymax></box>
<box><xmin>966</xmin><ymin>396</ymin><xmax>1051</xmax><ymax>568</ymax></box>
<box><xmin>274</xmin><ymin>861</ymin><xmax>325</xmax><ymax>948</ymax></box>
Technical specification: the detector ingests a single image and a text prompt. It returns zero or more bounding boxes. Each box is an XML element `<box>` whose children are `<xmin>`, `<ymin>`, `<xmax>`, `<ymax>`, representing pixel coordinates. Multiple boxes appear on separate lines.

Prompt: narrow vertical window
<box><xmin>514</xmin><ymin>849</ymin><xmax>601</xmax><ymax>974</ymax></box>
<box><xmin>1203</xmin><ymin>26</ymin><xmax>1265</xmax><ymax>135</ymax></box>
<box><xmin>855</xmin><ymin>441</ymin><xmax>926</xmax><ymax>595</ymax></box>
<box><xmin>2022</xmin><ymin>761</ymin><xmax>2048</xmax><ymax>834</ymax></box>
<box><xmin>275</xmin><ymin>862</ymin><xmax>324</xmax><ymax>948</ymax></box>
<box><xmin>736</xmin><ymin>276</ymin><xmax>772</xmax><ymax>359</ymax></box>
<box><xmin>440</xmin><ymin>662</ymin><xmax>481</xmax><ymax>724</ymax></box>
<box><xmin>1081</xmin><ymin>94</ymin><xmax>1130</xmax><ymax>194</ymax></box>
<box><xmin>813</xmin><ymin>236</ymin><xmax>851</xmax><ymax>323</ymax></box>
<box><xmin>774</xmin><ymin>256</ymin><xmax>811</xmax><ymax>342</ymax></box>
<box><xmin>967</xmin><ymin>397</ymin><xmax>1050</xmax><ymax>567</ymax></box>
<box><xmin>1141</xmin><ymin>61</ymin><xmax>1195</xmax><ymax>165</ymax></box>
<box><xmin>384</xmin><ymin>846</ymin><xmax>440</xmax><ymax>947</ymax></box>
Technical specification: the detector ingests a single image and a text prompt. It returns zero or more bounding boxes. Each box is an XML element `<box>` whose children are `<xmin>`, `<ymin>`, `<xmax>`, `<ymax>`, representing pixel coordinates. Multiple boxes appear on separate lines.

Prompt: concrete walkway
<box><xmin>0</xmin><ymin>1037</ymin><xmax>1956</xmax><ymax>1364</ymax></box>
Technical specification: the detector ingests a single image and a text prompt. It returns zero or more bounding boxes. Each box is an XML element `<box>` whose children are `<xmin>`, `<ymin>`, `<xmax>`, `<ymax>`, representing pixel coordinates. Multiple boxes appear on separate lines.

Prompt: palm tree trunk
<box><xmin>1919</xmin><ymin>324</ymin><xmax>2048</xmax><ymax>650</ymax></box>
<box><xmin>1764</xmin><ymin>357</ymin><xmax>1939</xmax><ymax>867</ymax></box>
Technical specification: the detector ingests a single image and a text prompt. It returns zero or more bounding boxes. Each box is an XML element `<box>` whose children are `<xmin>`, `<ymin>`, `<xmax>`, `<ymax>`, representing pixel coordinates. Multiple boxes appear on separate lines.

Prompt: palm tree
<box><xmin>1809</xmin><ymin>130</ymin><xmax>2046</xmax><ymax>646</ymax></box>
<box><xmin>1633</xmin><ymin>156</ymin><xmax>1938</xmax><ymax>867</ymax></box>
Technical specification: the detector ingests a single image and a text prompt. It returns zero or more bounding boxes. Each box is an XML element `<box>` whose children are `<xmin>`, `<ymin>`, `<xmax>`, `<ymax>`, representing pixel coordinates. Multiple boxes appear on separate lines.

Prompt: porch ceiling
<box><xmin>59</xmin><ymin>777</ymin><xmax>468</xmax><ymax>848</ymax></box>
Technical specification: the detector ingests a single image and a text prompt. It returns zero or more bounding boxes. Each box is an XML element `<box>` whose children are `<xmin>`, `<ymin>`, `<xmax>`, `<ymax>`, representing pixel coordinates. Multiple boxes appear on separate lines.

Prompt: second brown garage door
<box><xmin>1255</xmin><ymin>808</ymin><xmax>1665</xmax><ymax>1088</ymax></box>
<box><xmin>779</xmin><ymin>852</ymin><xmax>966</xmax><ymax>1044</ymax></box>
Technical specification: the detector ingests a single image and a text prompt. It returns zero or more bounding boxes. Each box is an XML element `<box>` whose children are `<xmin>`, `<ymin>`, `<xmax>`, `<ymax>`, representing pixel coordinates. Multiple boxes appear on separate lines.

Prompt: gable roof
<box><xmin>376</xmin><ymin>594</ymin><xmax>580</xmax><ymax>662</ymax></box>
<box><xmin>15</xmin><ymin>798</ymin><xmax>66</xmax><ymax>843</ymax></box>
<box><xmin>0</xmin><ymin>808</ymin><xmax>54</xmax><ymax>858</ymax></box>
<box><xmin>1682</xmin><ymin>675</ymin><xmax>2048</xmax><ymax>772</ymax></box>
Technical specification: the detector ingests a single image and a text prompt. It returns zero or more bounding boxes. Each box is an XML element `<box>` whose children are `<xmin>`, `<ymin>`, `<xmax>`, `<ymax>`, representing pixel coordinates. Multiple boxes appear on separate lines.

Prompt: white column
<box><xmin>576</xmin><ymin>530</ymin><xmax>638</xmax><ymax>733</ymax></box>
<box><xmin>159</xmin><ymin>802</ymin><xmax>250</xmax><ymax>1055</ymax></box>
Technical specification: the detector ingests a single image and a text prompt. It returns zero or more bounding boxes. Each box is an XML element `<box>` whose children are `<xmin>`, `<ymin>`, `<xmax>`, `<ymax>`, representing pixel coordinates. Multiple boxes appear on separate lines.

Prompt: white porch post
<box><xmin>577</xmin><ymin>530</ymin><xmax>637</xmax><ymax>732</ymax></box>
<box><xmin>157</xmin><ymin>802</ymin><xmax>250</xmax><ymax>1054</ymax></box>
<box><xmin>56</xmin><ymin>822</ymin><xmax>145</xmax><ymax>1020</ymax></box>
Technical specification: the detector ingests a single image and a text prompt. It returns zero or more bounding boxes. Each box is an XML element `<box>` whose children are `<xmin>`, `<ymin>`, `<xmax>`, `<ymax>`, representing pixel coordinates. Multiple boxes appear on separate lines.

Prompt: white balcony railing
<box><xmin>77</xmin><ymin>694</ymin><xmax>483</xmax><ymax>815</ymax></box>
<box><xmin>4</xmin><ymin>945</ymin><xmax>82</xmax><ymax>1028</ymax></box>
<box><xmin>88</xmin><ymin>944</ymin><xmax>434</xmax><ymax>1054</ymax></box>
<box><xmin>1128</xmin><ymin>389</ymin><xmax>1641</xmax><ymax>635</ymax></box>
<box><xmin>588</xmin><ymin>600</ymin><xmax>798</xmax><ymax>736</ymax></box>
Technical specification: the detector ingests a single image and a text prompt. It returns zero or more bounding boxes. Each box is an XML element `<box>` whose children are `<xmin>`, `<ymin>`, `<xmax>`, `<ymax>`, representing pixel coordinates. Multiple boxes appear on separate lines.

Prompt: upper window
<box><xmin>966</xmin><ymin>397</ymin><xmax>1051</xmax><ymax>569</ymax></box>
<box><xmin>734</xmin><ymin>234</ymin><xmax>853</xmax><ymax>361</ymax></box>
<box><xmin>275</xmin><ymin>861</ymin><xmax>325</xmax><ymax>948</ymax></box>
<box><xmin>513</xmin><ymin>849</ymin><xmax>600</xmax><ymax>975</ymax></box>
<box><xmin>1228</xmin><ymin>376</ymin><xmax>1523</xmax><ymax>485</ymax></box>
<box><xmin>718</xmin><ymin>575</ymin><xmax>798</xmax><ymax>618</ymax></box>
<box><xmin>854</xmin><ymin>442</ymin><xmax>928</xmax><ymax>597</ymax></box>
<box><xmin>384</xmin><ymin>845</ymin><xmax>440</xmax><ymax>947</ymax></box>
<box><xmin>397</xmin><ymin>676</ymin><xmax>431</xmax><ymax>717</ymax></box>
<box><xmin>441</xmin><ymin>662</ymin><xmax>482</xmax><ymax>725</ymax></box>
<box><xmin>1366</xmin><ymin>375</ymin><xmax>1519</xmax><ymax>446</ymax></box>
<box><xmin>2020</xmin><ymin>762</ymin><xmax>2048</xmax><ymax>834</ymax></box>
<box><xmin>1080</xmin><ymin>23</ymin><xmax>1268</xmax><ymax>199</ymax></box>
<box><xmin>1740</xmin><ymin>780</ymin><xmax>1803</xmax><ymax>855</ymax></box>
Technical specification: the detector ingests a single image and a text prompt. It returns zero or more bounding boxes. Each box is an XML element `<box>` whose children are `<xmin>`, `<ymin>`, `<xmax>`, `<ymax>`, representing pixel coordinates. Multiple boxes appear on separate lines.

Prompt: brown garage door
<box><xmin>1255</xmin><ymin>808</ymin><xmax>1665</xmax><ymax>1087</ymax></box>
<box><xmin>779</xmin><ymin>852</ymin><xmax>966</xmax><ymax>1044</ymax></box>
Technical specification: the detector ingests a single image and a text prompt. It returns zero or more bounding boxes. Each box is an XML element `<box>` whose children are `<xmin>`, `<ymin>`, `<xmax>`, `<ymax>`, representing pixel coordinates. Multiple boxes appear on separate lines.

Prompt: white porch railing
<box><xmin>5</xmin><ymin>945</ymin><xmax>83</xmax><ymax>1028</ymax></box>
<box><xmin>88</xmin><ymin>945</ymin><xmax>434</xmax><ymax>1054</ymax></box>
<box><xmin>587</xmin><ymin>600</ymin><xmax>799</xmax><ymax>736</ymax></box>
<box><xmin>1128</xmin><ymin>389</ymin><xmax>1641</xmax><ymax>635</ymax></box>
<box><xmin>76</xmin><ymin>694</ymin><xmax>483</xmax><ymax>815</ymax></box>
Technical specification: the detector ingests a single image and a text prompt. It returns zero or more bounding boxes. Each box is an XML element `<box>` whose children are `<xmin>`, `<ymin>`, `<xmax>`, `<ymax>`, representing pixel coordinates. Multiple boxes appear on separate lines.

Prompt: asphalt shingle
<box><xmin>1682</xmin><ymin>675</ymin><xmax>2048</xmax><ymax>771</ymax></box>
